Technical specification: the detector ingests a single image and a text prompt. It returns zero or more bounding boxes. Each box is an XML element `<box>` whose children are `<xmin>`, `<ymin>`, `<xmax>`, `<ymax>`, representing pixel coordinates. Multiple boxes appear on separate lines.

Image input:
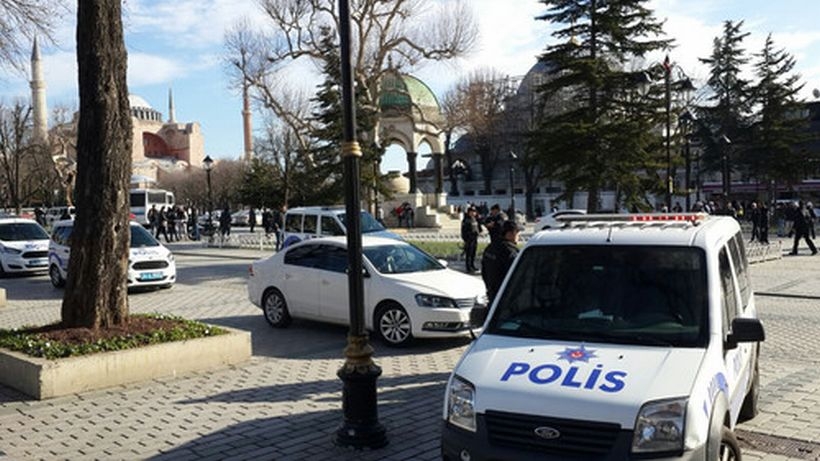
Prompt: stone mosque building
<box><xmin>29</xmin><ymin>40</ymin><xmax>206</xmax><ymax>186</ymax></box>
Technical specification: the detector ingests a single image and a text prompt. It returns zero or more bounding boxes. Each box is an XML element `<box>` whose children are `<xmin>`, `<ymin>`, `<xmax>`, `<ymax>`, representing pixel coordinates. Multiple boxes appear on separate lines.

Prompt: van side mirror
<box><xmin>725</xmin><ymin>317</ymin><xmax>765</xmax><ymax>349</ymax></box>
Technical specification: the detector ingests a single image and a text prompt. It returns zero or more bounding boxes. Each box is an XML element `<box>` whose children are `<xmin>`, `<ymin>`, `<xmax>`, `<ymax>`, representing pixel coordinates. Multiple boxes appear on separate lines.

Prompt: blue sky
<box><xmin>1</xmin><ymin>0</ymin><xmax>818</xmax><ymax>174</ymax></box>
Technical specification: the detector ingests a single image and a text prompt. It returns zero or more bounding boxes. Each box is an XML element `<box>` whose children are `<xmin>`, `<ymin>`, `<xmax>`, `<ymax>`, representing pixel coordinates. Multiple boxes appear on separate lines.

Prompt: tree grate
<box><xmin>737</xmin><ymin>429</ymin><xmax>820</xmax><ymax>460</ymax></box>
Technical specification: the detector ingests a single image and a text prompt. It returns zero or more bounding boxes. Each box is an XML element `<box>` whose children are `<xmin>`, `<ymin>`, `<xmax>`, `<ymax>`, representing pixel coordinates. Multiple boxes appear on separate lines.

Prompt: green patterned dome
<box><xmin>380</xmin><ymin>73</ymin><xmax>440</xmax><ymax>112</ymax></box>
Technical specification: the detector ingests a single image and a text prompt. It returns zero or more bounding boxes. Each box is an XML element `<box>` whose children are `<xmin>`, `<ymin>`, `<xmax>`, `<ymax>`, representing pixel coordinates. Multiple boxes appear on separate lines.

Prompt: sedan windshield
<box><xmin>364</xmin><ymin>243</ymin><xmax>444</xmax><ymax>274</ymax></box>
<box><xmin>0</xmin><ymin>222</ymin><xmax>50</xmax><ymax>241</ymax></box>
<box><xmin>131</xmin><ymin>225</ymin><xmax>160</xmax><ymax>247</ymax></box>
<box><xmin>487</xmin><ymin>245</ymin><xmax>708</xmax><ymax>347</ymax></box>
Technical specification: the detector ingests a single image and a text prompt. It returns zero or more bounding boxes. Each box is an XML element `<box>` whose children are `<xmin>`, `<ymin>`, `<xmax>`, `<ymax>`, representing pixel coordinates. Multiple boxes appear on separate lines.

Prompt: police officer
<box><xmin>483</xmin><ymin>204</ymin><xmax>508</xmax><ymax>244</ymax></box>
<box><xmin>481</xmin><ymin>220</ymin><xmax>523</xmax><ymax>304</ymax></box>
<box><xmin>461</xmin><ymin>206</ymin><xmax>482</xmax><ymax>273</ymax></box>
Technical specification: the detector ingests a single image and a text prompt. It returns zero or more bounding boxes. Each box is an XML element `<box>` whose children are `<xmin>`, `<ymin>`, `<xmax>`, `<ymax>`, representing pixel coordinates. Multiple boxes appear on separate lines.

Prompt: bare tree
<box><xmin>442</xmin><ymin>68</ymin><xmax>515</xmax><ymax>195</ymax></box>
<box><xmin>60</xmin><ymin>0</ymin><xmax>132</xmax><ymax>329</ymax></box>
<box><xmin>224</xmin><ymin>0</ymin><xmax>477</xmax><ymax>169</ymax></box>
<box><xmin>0</xmin><ymin>99</ymin><xmax>59</xmax><ymax>211</ymax></box>
<box><xmin>0</xmin><ymin>0</ymin><xmax>64</xmax><ymax>71</ymax></box>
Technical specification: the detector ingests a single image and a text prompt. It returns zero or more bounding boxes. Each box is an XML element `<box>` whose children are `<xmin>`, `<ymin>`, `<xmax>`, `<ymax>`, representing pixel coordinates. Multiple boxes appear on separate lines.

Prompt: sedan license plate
<box><xmin>139</xmin><ymin>271</ymin><xmax>163</xmax><ymax>281</ymax></box>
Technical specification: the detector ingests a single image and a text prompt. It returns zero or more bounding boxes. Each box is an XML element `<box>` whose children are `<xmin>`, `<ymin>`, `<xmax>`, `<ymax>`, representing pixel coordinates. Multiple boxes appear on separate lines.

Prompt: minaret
<box><xmin>242</xmin><ymin>80</ymin><xmax>253</xmax><ymax>161</ymax></box>
<box><xmin>168</xmin><ymin>87</ymin><xmax>176</xmax><ymax>123</ymax></box>
<box><xmin>30</xmin><ymin>37</ymin><xmax>48</xmax><ymax>144</ymax></box>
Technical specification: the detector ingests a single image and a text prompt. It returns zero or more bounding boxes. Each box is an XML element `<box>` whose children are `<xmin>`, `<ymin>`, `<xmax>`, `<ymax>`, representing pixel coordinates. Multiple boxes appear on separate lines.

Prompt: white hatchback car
<box><xmin>247</xmin><ymin>236</ymin><xmax>487</xmax><ymax>346</ymax></box>
<box><xmin>48</xmin><ymin>220</ymin><xmax>176</xmax><ymax>289</ymax></box>
<box><xmin>443</xmin><ymin>213</ymin><xmax>764</xmax><ymax>460</ymax></box>
<box><xmin>0</xmin><ymin>218</ymin><xmax>51</xmax><ymax>276</ymax></box>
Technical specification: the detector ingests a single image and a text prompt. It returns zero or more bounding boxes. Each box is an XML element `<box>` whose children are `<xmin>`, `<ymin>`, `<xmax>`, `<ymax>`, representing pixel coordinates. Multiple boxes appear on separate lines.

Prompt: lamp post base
<box><xmin>334</xmin><ymin>335</ymin><xmax>388</xmax><ymax>449</ymax></box>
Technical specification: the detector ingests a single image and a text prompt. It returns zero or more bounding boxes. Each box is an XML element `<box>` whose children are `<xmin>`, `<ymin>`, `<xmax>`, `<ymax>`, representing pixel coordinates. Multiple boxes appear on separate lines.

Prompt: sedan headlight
<box><xmin>415</xmin><ymin>293</ymin><xmax>457</xmax><ymax>308</ymax></box>
<box><xmin>632</xmin><ymin>398</ymin><xmax>686</xmax><ymax>454</ymax></box>
<box><xmin>1</xmin><ymin>246</ymin><xmax>21</xmax><ymax>255</ymax></box>
<box><xmin>447</xmin><ymin>375</ymin><xmax>476</xmax><ymax>431</ymax></box>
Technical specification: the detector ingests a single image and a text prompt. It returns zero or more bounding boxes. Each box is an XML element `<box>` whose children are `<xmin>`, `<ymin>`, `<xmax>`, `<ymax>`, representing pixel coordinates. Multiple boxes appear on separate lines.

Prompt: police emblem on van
<box><xmin>534</xmin><ymin>426</ymin><xmax>560</xmax><ymax>440</ymax></box>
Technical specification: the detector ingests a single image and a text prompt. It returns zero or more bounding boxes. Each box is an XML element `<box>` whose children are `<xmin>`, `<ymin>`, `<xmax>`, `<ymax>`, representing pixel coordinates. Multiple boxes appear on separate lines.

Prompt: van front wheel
<box><xmin>719</xmin><ymin>427</ymin><xmax>741</xmax><ymax>461</ymax></box>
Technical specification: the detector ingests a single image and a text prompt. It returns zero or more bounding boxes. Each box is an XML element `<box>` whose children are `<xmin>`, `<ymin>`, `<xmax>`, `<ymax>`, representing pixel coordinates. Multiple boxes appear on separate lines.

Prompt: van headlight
<box><xmin>447</xmin><ymin>375</ymin><xmax>476</xmax><ymax>431</ymax></box>
<box><xmin>416</xmin><ymin>294</ymin><xmax>457</xmax><ymax>308</ymax></box>
<box><xmin>632</xmin><ymin>398</ymin><xmax>686</xmax><ymax>454</ymax></box>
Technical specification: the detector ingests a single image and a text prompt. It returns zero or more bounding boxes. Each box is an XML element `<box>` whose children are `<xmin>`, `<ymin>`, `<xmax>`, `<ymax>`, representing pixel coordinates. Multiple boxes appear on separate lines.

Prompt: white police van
<box><xmin>443</xmin><ymin>213</ymin><xmax>764</xmax><ymax>460</ymax></box>
<box><xmin>281</xmin><ymin>206</ymin><xmax>400</xmax><ymax>248</ymax></box>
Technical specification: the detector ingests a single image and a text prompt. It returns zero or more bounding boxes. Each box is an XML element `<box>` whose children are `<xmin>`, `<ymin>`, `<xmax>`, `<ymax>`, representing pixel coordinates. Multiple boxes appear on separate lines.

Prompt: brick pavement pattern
<box><xmin>0</xmin><ymin>240</ymin><xmax>818</xmax><ymax>460</ymax></box>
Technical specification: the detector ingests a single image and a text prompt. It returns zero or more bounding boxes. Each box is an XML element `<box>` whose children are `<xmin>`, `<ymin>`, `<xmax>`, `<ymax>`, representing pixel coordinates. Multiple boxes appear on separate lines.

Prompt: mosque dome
<box><xmin>128</xmin><ymin>95</ymin><xmax>153</xmax><ymax>110</ymax></box>
<box><xmin>380</xmin><ymin>73</ymin><xmax>441</xmax><ymax>113</ymax></box>
<box><xmin>128</xmin><ymin>94</ymin><xmax>163</xmax><ymax>122</ymax></box>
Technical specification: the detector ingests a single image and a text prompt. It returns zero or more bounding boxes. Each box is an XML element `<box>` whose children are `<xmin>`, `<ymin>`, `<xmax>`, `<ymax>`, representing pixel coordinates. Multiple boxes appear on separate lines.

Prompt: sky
<box><xmin>1</xmin><ymin>0</ymin><xmax>819</xmax><ymax>174</ymax></box>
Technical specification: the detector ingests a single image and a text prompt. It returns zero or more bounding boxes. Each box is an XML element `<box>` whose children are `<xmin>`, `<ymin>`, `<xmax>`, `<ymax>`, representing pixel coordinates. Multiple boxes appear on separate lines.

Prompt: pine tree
<box><xmin>747</xmin><ymin>34</ymin><xmax>809</xmax><ymax>193</ymax></box>
<box><xmin>697</xmin><ymin>20</ymin><xmax>751</xmax><ymax>198</ymax></box>
<box><xmin>533</xmin><ymin>0</ymin><xmax>672</xmax><ymax>212</ymax></box>
<box><xmin>308</xmin><ymin>27</ymin><xmax>381</xmax><ymax>206</ymax></box>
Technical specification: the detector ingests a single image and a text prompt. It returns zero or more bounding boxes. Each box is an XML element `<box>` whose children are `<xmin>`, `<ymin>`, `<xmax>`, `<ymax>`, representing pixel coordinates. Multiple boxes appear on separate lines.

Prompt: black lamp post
<box><xmin>657</xmin><ymin>55</ymin><xmax>694</xmax><ymax>211</ymax></box>
<box><xmin>679</xmin><ymin>110</ymin><xmax>695</xmax><ymax>211</ymax></box>
<box><xmin>509</xmin><ymin>151</ymin><xmax>518</xmax><ymax>221</ymax></box>
<box><xmin>334</xmin><ymin>0</ymin><xmax>387</xmax><ymax>449</ymax></box>
<box><xmin>720</xmin><ymin>134</ymin><xmax>732</xmax><ymax>200</ymax></box>
<box><xmin>203</xmin><ymin>155</ymin><xmax>214</xmax><ymax>232</ymax></box>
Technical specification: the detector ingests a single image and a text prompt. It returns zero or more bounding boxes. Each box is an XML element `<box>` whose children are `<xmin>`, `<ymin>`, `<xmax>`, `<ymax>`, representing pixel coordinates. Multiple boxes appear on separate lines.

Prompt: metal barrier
<box><xmin>204</xmin><ymin>230</ymin><xmax>782</xmax><ymax>264</ymax></box>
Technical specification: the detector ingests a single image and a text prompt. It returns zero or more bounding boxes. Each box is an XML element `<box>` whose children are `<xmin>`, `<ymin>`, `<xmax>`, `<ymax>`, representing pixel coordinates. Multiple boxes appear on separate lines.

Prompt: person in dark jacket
<box><xmin>461</xmin><ymin>206</ymin><xmax>482</xmax><ymax>273</ymax></box>
<box><xmin>483</xmin><ymin>204</ymin><xmax>508</xmax><ymax>244</ymax></box>
<box><xmin>789</xmin><ymin>202</ymin><xmax>817</xmax><ymax>255</ymax></box>
<box><xmin>481</xmin><ymin>220</ymin><xmax>523</xmax><ymax>304</ymax></box>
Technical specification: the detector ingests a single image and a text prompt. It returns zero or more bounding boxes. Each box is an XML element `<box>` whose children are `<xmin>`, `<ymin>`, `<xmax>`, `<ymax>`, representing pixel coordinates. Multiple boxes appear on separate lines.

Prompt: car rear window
<box><xmin>488</xmin><ymin>245</ymin><xmax>709</xmax><ymax>347</ymax></box>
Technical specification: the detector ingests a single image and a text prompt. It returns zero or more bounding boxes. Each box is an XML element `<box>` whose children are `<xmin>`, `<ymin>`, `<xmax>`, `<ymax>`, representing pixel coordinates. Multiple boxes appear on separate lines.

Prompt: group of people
<box><xmin>460</xmin><ymin>203</ymin><xmax>524</xmax><ymax>304</ymax></box>
<box><xmin>147</xmin><ymin>205</ymin><xmax>189</xmax><ymax>243</ymax></box>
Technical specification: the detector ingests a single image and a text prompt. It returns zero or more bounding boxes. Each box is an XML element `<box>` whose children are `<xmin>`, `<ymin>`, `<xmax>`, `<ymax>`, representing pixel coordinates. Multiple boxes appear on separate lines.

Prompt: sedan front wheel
<box><xmin>374</xmin><ymin>303</ymin><xmax>412</xmax><ymax>347</ymax></box>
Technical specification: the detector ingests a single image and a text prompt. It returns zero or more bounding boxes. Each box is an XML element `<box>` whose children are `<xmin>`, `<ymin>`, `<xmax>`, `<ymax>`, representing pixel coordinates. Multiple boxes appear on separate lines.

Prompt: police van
<box><xmin>281</xmin><ymin>206</ymin><xmax>400</xmax><ymax>248</ymax></box>
<box><xmin>442</xmin><ymin>213</ymin><xmax>764</xmax><ymax>460</ymax></box>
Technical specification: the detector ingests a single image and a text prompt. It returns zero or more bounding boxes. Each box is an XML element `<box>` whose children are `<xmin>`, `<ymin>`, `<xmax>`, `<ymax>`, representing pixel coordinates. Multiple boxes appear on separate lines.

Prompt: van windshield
<box><xmin>339</xmin><ymin>211</ymin><xmax>386</xmax><ymax>234</ymax></box>
<box><xmin>487</xmin><ymin>245</ymin><xmax>709</xmax><ymax>347</ymax></box>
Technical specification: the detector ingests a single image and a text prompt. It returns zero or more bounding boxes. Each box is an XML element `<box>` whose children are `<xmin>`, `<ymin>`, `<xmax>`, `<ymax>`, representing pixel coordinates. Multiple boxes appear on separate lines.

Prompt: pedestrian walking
<box><xmin>461</xmin><ymin>206</ymin><xmax>482</xmax><ymax>273</ymax></box>
<box><xmin>249</xmin><ymin>208</ymin><xmax>257</xmax><ymax>233</ymax></box>
<box><xmin>749</xmin><ymin>202</ymin><xmax>760</xmax><ymax>242</ymax></box>
<box><xmin>788</xmin><ymin>202</ymin><xmax>817</xmax><ymax>256</ymax></box>
<box><xmin>219</xmin><ymin>206</ymin><xmax>232</xmax><ymax>238</ymax></box>
<box><xmin>167</xmin><ymin>207</ymin><xmax>178</xmax><ymax>242</ymax></box>
<box><xmin>758</xmin><ymin>203</ymin><xmax>770</xmax><ymax>244</ymax></box>
<box><xmin>481</xmin><ymin>220</ymin><xmax>523</xmax><ymax>304</ymax></box>
<box><xmin>147</xmin><ymin>204</ymin><xmax>158</xmax><ymax>235</ymax></box>
<box><xmin>807</xmin><ymin>202</ymin><xmax>817</xmax><ymax>239</ymax></box>
<box><xmin>155</xmin><ymin>206</ymin><xmax>169</xmax><ymax>243</ymax></box>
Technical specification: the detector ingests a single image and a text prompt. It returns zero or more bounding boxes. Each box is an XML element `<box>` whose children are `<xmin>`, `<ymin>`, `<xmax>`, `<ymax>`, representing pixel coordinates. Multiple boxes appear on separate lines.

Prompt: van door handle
<box><xmin>321</xmin><ymin>279</ymin><xmax>331</xmax><ymax>286</ymax></box>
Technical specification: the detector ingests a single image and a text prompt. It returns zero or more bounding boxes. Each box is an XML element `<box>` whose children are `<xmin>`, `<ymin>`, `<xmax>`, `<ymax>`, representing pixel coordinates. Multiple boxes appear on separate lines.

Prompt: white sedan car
<box><xmin>534</xmin><ymin>209</ymin><xmax>586</xmax><ymax>230</ymax></box>
<box><xmin>0</xmin><ymin>218</ymin><xmax>50</xmax><ymax>276</ymax></box>
<box><xmin>247</xmin><ymin>236</ymin><xmax>487</xmax><ymax>346</ymax></box>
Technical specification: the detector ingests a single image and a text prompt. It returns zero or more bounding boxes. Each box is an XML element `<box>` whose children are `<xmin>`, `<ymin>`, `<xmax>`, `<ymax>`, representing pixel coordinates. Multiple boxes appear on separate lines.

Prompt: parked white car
<box><xmin>534</xmin><ymin>209</ymin><xmax>586</xmax><ymax>230</ymax></box>
<box><xmin>0</xmin><ymin>218</ymin><xmax>50</xmax><ymax>276</ymax></box>
<box><xmin>48</xmin><ymin>220</ymin><xmax>176</xmax><ymax>289</ymax></box>
<box><xmin>247</xmin><ymin>236</ymin><xmax>487</xmax><ymax>346</ymax></box>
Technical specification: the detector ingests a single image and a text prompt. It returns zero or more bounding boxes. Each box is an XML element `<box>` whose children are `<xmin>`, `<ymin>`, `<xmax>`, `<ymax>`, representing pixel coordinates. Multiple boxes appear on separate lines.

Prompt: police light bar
<box><xmin>557</xmin><ymin>213</ymin><xmax>708</xmax><ymax>224</ymax></box>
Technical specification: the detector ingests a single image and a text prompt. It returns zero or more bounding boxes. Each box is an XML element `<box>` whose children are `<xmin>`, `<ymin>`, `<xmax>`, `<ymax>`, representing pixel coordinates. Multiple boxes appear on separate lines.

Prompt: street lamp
<box><xmin>679</xmin><ymin>110</ymin><xmax>696</xmax><ymax>211</ymax></box>
<box><xmin>661</xmin><ymin>55</ymin><xmax>695</xmax><ymax>211</ymax></box>
<box><xmin>203</xmin><ymin>155</ymin><xmax>214</xmax><ymax>233</ymax></box>
<box><xmin>334</xmin><ymin>0</ymin><xmax>387</xmax><ymax>449</ymax></box>
<box><xmin>720</xmin><ymin>135</ymin><xmax>732</xmax><ymax>200</ymax></box>
<box><xmin>509</xmin><ymin>151</ymin><xmax>518</xmax><ymax>222</ymax></box>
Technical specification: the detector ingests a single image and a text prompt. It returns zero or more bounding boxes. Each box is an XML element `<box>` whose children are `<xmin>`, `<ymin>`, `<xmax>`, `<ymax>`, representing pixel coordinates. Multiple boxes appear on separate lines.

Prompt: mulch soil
<box><xmin>23</xmin><ymin>317</ymin><xmax>188</xmax><ymax>346</ymax></box>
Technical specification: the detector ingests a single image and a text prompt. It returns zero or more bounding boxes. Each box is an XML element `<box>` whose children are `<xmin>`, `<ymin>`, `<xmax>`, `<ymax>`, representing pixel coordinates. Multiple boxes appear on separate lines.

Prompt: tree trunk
<box><xmin>61</xmin><ymin>0</ymin><xmax>132</xmax><ymax>329</ymax></box>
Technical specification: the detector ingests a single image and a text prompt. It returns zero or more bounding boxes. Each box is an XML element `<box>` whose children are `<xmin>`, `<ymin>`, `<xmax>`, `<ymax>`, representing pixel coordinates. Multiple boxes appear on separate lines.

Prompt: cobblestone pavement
<box><xmin>0</xmin><ymin>237</ymin><xmax>818</xmax><ymax>460</ymax></box>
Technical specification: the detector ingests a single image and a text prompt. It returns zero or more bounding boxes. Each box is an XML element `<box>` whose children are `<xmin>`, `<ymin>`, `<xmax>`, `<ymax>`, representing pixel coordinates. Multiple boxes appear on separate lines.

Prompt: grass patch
<box><xmin>408</xmin><ymin>240</ymin><xmax>488</xmax><ymax>259</ymax></box>
<box><xmin>0</xmin><ymin>313</ymin><xmax>227</xmax><ymax>360</ymax></box>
